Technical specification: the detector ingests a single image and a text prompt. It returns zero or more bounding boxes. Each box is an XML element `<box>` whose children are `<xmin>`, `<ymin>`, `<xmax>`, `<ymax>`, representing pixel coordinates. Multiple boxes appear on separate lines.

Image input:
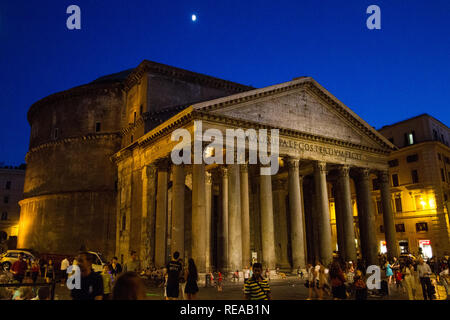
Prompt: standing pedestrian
<box><xmin>31</xmin><ymin>260</ymin><xmax>40</xmax><ymax>284</ymax></box>
<box><xmin>110</xmin><ymin>256</ymin><xmax>122</xmax><ymax>279</ymax></box>
<box><xmin>306</xmin><ymin>263</ymin><xmax>316</xmax><ymax>300</ymax></box>
<box><xmin>329</xmin><ymin>261</ymin><xmax>347</xmax><ymax>300</ymax></box>
<box><xmin>165</xmin><ymin>251</ymin><xmax>183</xmax><ymax>300</ymax></box>
<box><xmin>385</xmin><ymin>260</ymin><xmax>394</xmax><ymax>285</ymax></box>
<box><xmin>417</xmin><ymin>257</ymin><xmax>434</xmax><ymax>300</ymax></box>
<box><xmin>123</xmin><ymin>251</ymin><xmax>141</xmax><ymax>273</ymax></box>
<box><xmin>11</xmin><ymin>253</ymin><xmax>27</xmax><ymax>283</ymax></box>
<box><xmin>101</xmin><ymin>264</ymin><xmax>113</xmax><ymax>300</ymax></box>
<box><xmin>244</xmin><ymin>263</ymin><xmax>271</xmax><ymax>300</ymax></box>
<box><xmin>402</xmin><ymin>261</ymin><xmax>416</xmax><ymax>300</ymax></box>
<box><xmin>217</xmin><ymin>271</ymin><xmax>223</xmax><ymax>292</ymax></box>
<box><xmin>44</xmin><ymin>259</ymin><xmax>55</xmax><ymax>283</ymax></box>
<box><xmin>70</xmin><ymin>252</ymin><xmax>104</xmax><ymax>300</ymax></box>
<box><xmin>60</xmin><ymin>257</ymin><xmax>70</xmax><ymax>286</ymax></box>
<box><xmin>184</xmin><ymin>258</ymin><xmax>199</xmax><ymax>300</ymax></box>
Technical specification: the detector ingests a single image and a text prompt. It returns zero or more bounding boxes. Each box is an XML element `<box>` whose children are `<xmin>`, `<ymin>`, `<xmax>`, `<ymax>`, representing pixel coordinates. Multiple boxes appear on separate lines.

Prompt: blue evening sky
<box><xmin>0</xmin><ymin>0</ymin><xmax>449</xmax><ymax>165</ymax></box>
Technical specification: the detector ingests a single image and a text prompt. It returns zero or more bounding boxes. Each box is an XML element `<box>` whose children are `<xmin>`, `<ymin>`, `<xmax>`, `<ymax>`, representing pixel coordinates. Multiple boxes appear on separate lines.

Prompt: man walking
<box><xmin>244</xmin><ymin>263</ymin><xmax>271</xmax><ymax>300</ymax></box>
<box><xmin>165</xmin><ymin>251</ymin><xmax>183</xmax><ymax>300</ymax></box>
<box><xmin>11</xmin><ymin>253</ymin><xmax>27</xmax><ymax>283</ymax></box>
<box><xmin>417</xmin><ymin>258</ymin><xmax>434</xmax><ymax>300</ymax></box>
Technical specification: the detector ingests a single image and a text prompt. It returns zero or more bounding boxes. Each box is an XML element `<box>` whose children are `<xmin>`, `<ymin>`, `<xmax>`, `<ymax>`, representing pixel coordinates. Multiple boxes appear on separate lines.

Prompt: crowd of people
<box><xmin>303</xmin><ymin>253</ymin><xmax>449</xmax><ymax>300</ymax></box>
<box><xmin>1</xmin><ymin>249</ymin><xmax>448</xmax><ymax>300</ymax></box>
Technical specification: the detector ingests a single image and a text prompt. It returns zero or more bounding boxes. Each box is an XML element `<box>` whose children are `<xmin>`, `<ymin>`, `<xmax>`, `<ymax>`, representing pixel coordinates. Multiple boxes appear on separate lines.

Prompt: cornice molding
<box><xmin>25</xmin><ymin>133</ymin><xmax>120</xmax><ymax>162</ymax></box>
<box><xmin>123</xmin><ymin>60</ymin><xmax>253</xmax><ymax>93</ymax></box>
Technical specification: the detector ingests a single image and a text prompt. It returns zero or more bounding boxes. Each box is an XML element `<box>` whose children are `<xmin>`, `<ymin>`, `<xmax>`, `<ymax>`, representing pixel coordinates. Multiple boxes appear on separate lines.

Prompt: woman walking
<box><xmin>184</xmin><ymin>258</ymin><xmax>199</xmax><ymax>300</ymax></box>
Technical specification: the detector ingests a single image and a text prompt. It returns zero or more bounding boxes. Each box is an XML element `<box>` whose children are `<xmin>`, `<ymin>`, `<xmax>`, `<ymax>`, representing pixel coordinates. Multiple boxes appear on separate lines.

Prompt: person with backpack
<box><xmin>353</xmin><ymin>270</ymin><xmax>368</xmax><ymax>300</ymax></box>
<box><xmin>329</xmin><ymin>261</ymin><xmax>347</xmax><ymax>300</ymax></box>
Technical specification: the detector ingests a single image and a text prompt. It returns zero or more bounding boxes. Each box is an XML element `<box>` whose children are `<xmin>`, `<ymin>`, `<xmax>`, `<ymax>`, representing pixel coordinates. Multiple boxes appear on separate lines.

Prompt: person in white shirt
<box><xmin>60</xmin><ymin>257</ymin><xmax>70</xmax><ymax>286</ymax></box>
<box><xmin>417</xmin><ymin>258</ymin><xmax>434</xmax><ymax>300</ymax></box>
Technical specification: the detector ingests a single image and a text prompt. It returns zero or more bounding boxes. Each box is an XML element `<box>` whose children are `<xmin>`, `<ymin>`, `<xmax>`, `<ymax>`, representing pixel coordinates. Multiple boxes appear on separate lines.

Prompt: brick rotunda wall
<box><xmin>18</xmin><ymin>82</ymin><xmax>124</xmax><ymax>258</ymax></box>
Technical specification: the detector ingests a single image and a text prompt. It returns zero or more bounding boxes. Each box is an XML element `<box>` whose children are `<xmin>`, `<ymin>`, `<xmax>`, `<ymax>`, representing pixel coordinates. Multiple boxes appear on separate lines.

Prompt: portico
<box><xmin>112</xmin><ymin>77</ymin><xmax>398</xmax><ymax>274</ymax></box>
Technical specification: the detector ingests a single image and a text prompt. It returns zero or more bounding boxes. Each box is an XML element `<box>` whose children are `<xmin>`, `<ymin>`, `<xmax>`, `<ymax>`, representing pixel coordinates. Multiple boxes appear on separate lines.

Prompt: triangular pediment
<box><xmin>193</xmin><ymin>78</ymin><xmax>394</xmax><ymax>151</ymax></box>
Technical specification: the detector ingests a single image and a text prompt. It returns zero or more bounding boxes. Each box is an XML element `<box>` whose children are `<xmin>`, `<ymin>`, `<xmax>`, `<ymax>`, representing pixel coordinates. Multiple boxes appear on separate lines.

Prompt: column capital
<box><xmin>142</xmin><ymin>164</ymin><xmax>157</xmax><ymax>180</ymax></box>
<box><xmin>220</xmin><ymin>166</ymin><xmax>229</xmax><ymax>179</ymax></box>
<box><xmin>155</xmin><ymin>157</ymin><xmax>170</xmax><ymax>171</ymax></box>
<box><xmin>286</xmin><ymin>157</ymin><xmax>300</xmax><ymax>170</ymax></box>
<box><xmin>378</xmin><ymin>170</ymin><xmax>390</xmax><ymax>183</ymax></box>
<box><xmin>338</xmin><ymin>165</ymin><xmax>351</xmax><ymax>177</ymax></box>
<box><xmin>355</xmin><ymin>167</ymin><xmax>371</xmax><ymax>179</ymax></box>
<box><xmin>240</xmin><ymin>163</ymin><xmax>249</xmax><ymax>173</ymax></box>
<box><xmin>205</xmin><ymin>171</ymin><xmax>213</xmax><ymax>184</ymax></box>
<box><xmin>315</xmin><ymin>161</ymin><xmax>328</xmax><ymax>173</ymax></box>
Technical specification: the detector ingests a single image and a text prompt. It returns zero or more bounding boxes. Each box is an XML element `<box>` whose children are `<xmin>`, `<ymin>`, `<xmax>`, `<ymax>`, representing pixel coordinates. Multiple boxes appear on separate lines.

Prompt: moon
<box><xmin>191</xmin><ymin>14</ymin><xmax>197</xmax><ymax>22</ymax></box>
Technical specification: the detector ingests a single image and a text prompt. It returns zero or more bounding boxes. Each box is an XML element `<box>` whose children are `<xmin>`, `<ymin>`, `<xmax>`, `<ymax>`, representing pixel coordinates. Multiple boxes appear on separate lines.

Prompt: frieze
<box><xmin>279</xmin><ymin>138</ymin><xmax>363</xmax><ymax>161</ymax></box>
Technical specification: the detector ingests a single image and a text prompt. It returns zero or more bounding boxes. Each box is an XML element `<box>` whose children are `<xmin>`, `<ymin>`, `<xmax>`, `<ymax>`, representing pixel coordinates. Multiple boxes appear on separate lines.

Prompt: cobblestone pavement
<box><xmin>53</xmin><ymin>276</ymin><xmax>447</xmax><ymax>300</ymax></box>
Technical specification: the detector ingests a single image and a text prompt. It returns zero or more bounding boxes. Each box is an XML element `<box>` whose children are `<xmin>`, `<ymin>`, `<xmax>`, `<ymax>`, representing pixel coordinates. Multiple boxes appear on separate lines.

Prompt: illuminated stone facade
<box><xmin>21</xmin><ymin>60</ymin><xmax>448</xmax><ymax>272</ymax></box>
<box><xmin>0</xmin><ymin>166</ymin><xmax>25</xmax><ymax>247</ymax></box>
<box><xmin>376</xmin><ymin>114</ymin><xmax>450</xmax><ymax>258</ymax></box>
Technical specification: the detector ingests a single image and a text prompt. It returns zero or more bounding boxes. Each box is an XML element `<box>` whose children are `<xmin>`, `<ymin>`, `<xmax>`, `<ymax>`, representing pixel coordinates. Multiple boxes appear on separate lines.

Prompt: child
<box><xmin>395</xmin><ymin>269</ymin><xmax>403</xmax><ymax>292</ymax></box>
<box><xmin>101</xmin><ymin>264</ymin><xmax>113</xmax><ymax>300</ymax></box>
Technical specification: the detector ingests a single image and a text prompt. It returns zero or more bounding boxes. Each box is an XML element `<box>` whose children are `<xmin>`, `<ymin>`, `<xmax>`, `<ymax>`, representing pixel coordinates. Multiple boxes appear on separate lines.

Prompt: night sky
<box><xmin>0</xmin><ymin>0</ymin><xmax>449</xmax><ymax>166</ymax></box>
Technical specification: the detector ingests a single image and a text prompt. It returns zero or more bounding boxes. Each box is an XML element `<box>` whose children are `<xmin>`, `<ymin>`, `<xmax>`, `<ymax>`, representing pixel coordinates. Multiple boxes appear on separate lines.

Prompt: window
<box><xmin>140</xmin><ymin>105</ymin><xmax>143</xmax><ymax>115</ymax></box>
<box><xmin>404</xmin><ymin>131</ymin><xmax>415</xmax><ymax>146</ymax></box>
<box><xmin>379</xmin><ymin>225</ymin><xmax>384</xmax><ymax>233</ymax></box>
<box><xmin>376</xmin><ymin>200</ymin><xmax>383</xmax><ymax>214</ymax></box>
<box><xmin>131</xmin><ymin>135</ymin><xmax>134</xmax><ymax>143</ymax></box>
<box><xmin>5</xmin><ymin>181</ymin><xmax>11</xmax><ymax>190</ymax></box>
<box><xmin>446</xmin><ymin>157</ymin><xmax>450</xmax><ymax>164</ymax></box>
<box><xmin>441</xmin><ymin>168</ymin><xmax>446</xmax><ymax>182</ymax></box>
<box><xmin>1</xmin><ymin>212</ymin><xmax>7</xmax><ymax>220</ymax></box>
<box><xmin>433</xmin><ymin>130</ymin><xmax>438</xmax><ymax>141</ymax></box>
<box><xmin>438</xmin><ymin>153</ymin><xmax>442</xmax><ymax>161</ymax></box>
<box><xmin>392</xmin><ymin>174</ymin><xmax>399</xmax><ymax>187</ymax></box>
<box><xmin>395</xmin><ymin>196</ymin><xmax>402</xmax><ymax>213</ymax></box>
<box><xmin>411</xmin><ymin>170</ymin><xmax>419</xmax><ymax>183</ymax></box>
<box><xmin>406</xmin><ymin>154</ymin><xmax>419</xmax><ymax>162</ymax></box>
<box><xmin>416</xmin><ymin>222</ymin><xmax>428</xmax><ymax>232</ymax></box>
<box><xmin>133</xmin><ymin>112</ymin><xmax>136</xmax><ymax>124</ymax></box>
<box><xmin>395</xmin><ymin>224</ymin><xmax>406</xmax><ymax>232</ymax></box>
<box><xmin>53</xmin><ymin>128</ymin><xmax>59</xmax><ymax>139</ymax></box>
<box><xmin>3</xmin><ymin>196</ymin><xmax>8</xmax><ymax>204</ymax></box>
<box><xmin>372</xmin><ymin>179</ymin><xmax>380</xmax><ymax>191</ymax></box>
<box><xmin>415</xmin><ymin>195</ymin><xmax>425</xmax><ymax>210</ymax></box>
<box><xmin>95</xmin><ymin>122</ymin><xmax>101</xmax><ymax>133</ymax></box>
<box><xmin>388</xmin><ymin>159</ymin><xmax>399</xmax><ymax>167</ymax></box>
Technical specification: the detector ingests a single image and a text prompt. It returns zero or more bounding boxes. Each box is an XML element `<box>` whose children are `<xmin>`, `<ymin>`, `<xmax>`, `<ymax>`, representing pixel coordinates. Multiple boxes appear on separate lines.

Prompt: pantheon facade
<box><xmin>18</xmin><ymin>60</ymin><xmax>399</xmax><ymax>272</ymax></box>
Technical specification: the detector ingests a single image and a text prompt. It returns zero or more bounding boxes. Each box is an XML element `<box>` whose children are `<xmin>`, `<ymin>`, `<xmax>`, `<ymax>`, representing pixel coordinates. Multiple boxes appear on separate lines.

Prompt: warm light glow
<box><xmin>429</xmin><ymin>197</ymin><xmax>436</xmax><ymax>209</ymax></box>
